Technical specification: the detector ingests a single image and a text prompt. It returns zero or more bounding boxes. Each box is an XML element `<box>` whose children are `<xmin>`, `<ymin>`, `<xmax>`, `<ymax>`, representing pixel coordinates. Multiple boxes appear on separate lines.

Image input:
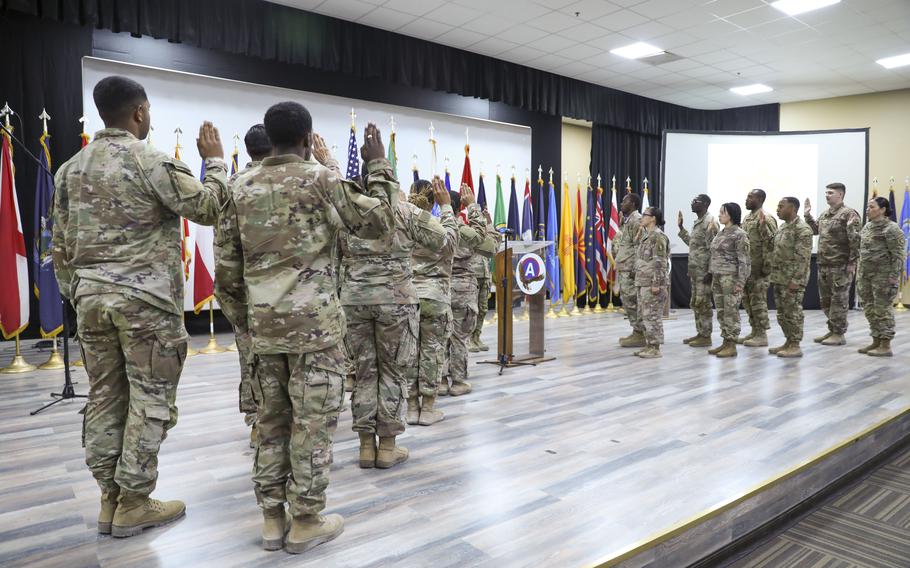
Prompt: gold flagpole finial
<box><xmin>597</xmin><ymin>174</ymin><xmax>602</xmax><ymax>187</ymax></box>
<box><xmin>78</xmin><ymin>115</ymin><xmax>88</xmax><ymax>134</ymax></box>
<box><xmin>174</xmin><ymin>126</ymin><xmax>183</xmax><ymax>148</ymax></box>
<box><xmin>643</xmin><ymin>177</ymin><xmax>649</xmax><ymax>191</ymax></box>
<box><xmin>611</xmin><ymin>175</ymin><xmax>616</xmax><ymax>189</ymax></box>
<box><xmin>0</xmin><ymin>102</ymin><xmax>12</xmax><ymax>129</ymax></box>
<box><xmin>511</xmin><ymin>165</ymin><xmax>516</xmax><ymax>178</ymax></box>
<box><xmin>496</xmin><ymin>163</ymin><xmax>501</xmax><ymax>177</ymax></box>
<box><xmin>350</xmin><ymin>108</ymin><xmax>356</xmax><ymax>129</ymax></box>
<box><xmin>38</xmin><ymin>109</ymin><xmax>51</xmax><ymax>134</ymax></box>
<box><xmin>889</xmin><ymin>176</ymin><xmax>895</xmax><ymax>188</ymax></box>
<box><xmin>232</xmin><ymin>133</ymin><xmax>240</xmax><ymax>152</ymax></box>
<box><xmin>465</xmin><ymin>127</ymin><xmax>469</xmax><ymax>147</ymax></box>
<box><xmin>905</xmin><ymin>176</ymin><xmax>909</xmax><ymax>189</ymax></box>
<box><xmin>538</xmin><ymin>165</ymin><xmax>543</xmax><ymax>180</ymax></box>
<box><xmin>576</xmin><ymin>173</ymin><xmax>581</xmax><ymax>185</ymax></box>
<box><xmin>525</xmin><ymin>167</ymin><xmax>530</xmax><ymax>181</ymax></box>
<box><xmin>428</xmin><ymin>122</ymin><xmax>435</xmax><ymax>142</ymax></box>
<box><xmin>548</xmin><ymin>167</ymin><xmax>554</xmax><ymax>183</ymax></box>
<box><xmin>389</xmin><ymin>115</ymin><xmax>395</xmax><ymax>134</ymax></box>
<box><xmin>412</xmin><ymin>154</ymin><xmax>418</xmax><ymax>170</ymax></box>
<box><xmin>445</xmin><ymin>156</ymin><xmax>450</xmax><ymax>172</ymax></box>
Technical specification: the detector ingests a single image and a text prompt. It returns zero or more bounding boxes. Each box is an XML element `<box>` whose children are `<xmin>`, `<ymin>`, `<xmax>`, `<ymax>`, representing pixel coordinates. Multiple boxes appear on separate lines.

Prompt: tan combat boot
<box><xmin>358</xmin><ymin>432</ymin><xmax>376</xmax><ymax>469</ymax></box>
<box><xmin>449</xmin><ymin>380</ymin><xmax>472</xmax><ymax>396</ymax></box>
<box><xmin>286</xmin><ymin>513</ymin><xmax>344</xmax><ymax>554</ymax></box>
<box><xmin>637</xmin><ymin>346</ymin><xmax>662</xmax><ymax>358</ymax></box>
<box><xmin>406</xmin><ymin>395</ymin><xmax>420</xmax><ymax>425</ymax></box>
<box><xmin>468</xmin><ymin>337</ymin><xmax>480</xmax><ymax>353</ymax></box>
<box><xmin>111</xmin><ymin>495</ymin><xmax>186</xmax><ymax>538</ymax></box>
<box><xmin>708</xmin><ymin>341</ymin><xmax>725</xmax><ymax>355</ymax></box>
<box><xmin>261</xmin><ymin>507</ymin><xmax>291</xmax><ymax>551</ymax></box>
<box><xmin>821</xmin><ymin>333</ymin><xmax>846</xmax><ymax>346</ymax></box>
<box><xmin>620</xmin><ymin>331</ymin><xmax>646</xmax><ymax>347</ymax></box>
<box><xmin>475</xmin><ymin>337</ymin><xmax>489</xmax><ymax>352</ymax></box>
<box><xmin>376</xmin><ymin>436</ymin><xmax>409</xmax><ymax>469</ymax></box>
<box><xmin>776</xmin><ymin>340</ymin><xmax>803</xmax><ymax>358</ymax></box>
<box><xmin>813</xmin><ymin>331</ymin><xmax>832</xmax><ymax>343</ymax></box>
<box><xmin>688</xmin><ymin>335</ymin><xmax>712</xmax><ymax>348</ymax></box>
<box><xmin>715</xmin><ymin>339</ymin><xmax>737</xmax><ymax>358</ymax></box>
<box><xmin>743</xmin><ymin>332</ymin><xmax>768</xmax><ymax>347</ymax></box>
<box><xmin>857</xmin><ymin>337</ymin><xmax>880</xmax><ymax>354</ymax></box>
<box><xmin>683</xmin><ymin>334</ymin><xmax>701</xmax><ymax>344</ymax></box>
<box><xmin>98</xmin><ymin>489</ymin><xmax>119</xmax><ymax>535</ymax></box>
<box><xmin>768</xmin><ymin>341</ymin><xmax>788</xmax><ymax>354</ymax></box>
<box><xmin>437</xmin><ymin>378</ymin><xmax>450</xmax><ymax>396</ymax></box>
<box><xmin>867</xmin><ymin>338</ymin><xmax>893</xmax><ymax>357</ymax></box>
<box><xmin>736</xmin><ymin>332</ymin><xmax>754</xmax><ymax>345</ymax></box>
<box><xmin>418</xmin><ymin>395</ymin><xmax>444</xmax><ymax>426</ymax></box>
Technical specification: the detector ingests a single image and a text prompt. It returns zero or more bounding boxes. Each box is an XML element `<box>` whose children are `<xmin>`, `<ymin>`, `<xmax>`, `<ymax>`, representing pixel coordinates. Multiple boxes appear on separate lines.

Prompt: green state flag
<box><xmin>493</xmin><ymin>174</ymin><xmax>506</xmax><ymax>230</ymax></box>
<box><xmin>387</xmin><ymin>131</ymin><xmax>397</xmax><ymax>180</ymax></box>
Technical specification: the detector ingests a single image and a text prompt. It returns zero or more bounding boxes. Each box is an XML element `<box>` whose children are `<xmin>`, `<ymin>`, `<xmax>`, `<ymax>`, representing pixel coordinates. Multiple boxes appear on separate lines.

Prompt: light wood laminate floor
<box><xmin>1</xmin><ymin>309</ymin><xmax>908</xmax><ymax>567</ymax></box>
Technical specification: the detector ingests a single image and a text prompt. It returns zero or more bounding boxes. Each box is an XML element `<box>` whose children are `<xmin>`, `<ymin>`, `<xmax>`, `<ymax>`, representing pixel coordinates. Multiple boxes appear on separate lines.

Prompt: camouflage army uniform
<box><xmin>614</xmin><ymin>210</ymin><xmax>643</xmax><ymax>334</ymax></box>
<box><xmin>446</xmin><ymin>205</ymin><xmax>497</xmax><ymax>391</ymax></box>
<box><xmin>224</xmin><ymin>161</ymin><xmax>261</xmax><ymax>428</ymax></box>
<box><xmin>805</xmin><ymin>203</ymin><xmax>861</xmax><ymax>335</ymax></box>
<box><xmin>214</xmin><ymin>154</ymin><xmax>397</xmax><ymax>517</ymax></box>
<box><xmin>857</xmin><ymin>218</ymin><xmax>906</xmax><ymax>340</ymax></box>
<box><xmin>741</xmin><ymin>209</ymin><xmax>778</xmax><ymax>335</ymax></box>
<box><xmin>634</xmin><ymin>228</ymin><xmax>670</xmax><ymax>347</ymax></box>
<box><xmin>679</xmin><ymin>214</ymin><xmax>719</xmax><ymax>338</ymax></box>
<box><xmin>470</xmin><ymin>232</ymin><xmax>493</xmax><ymax>345</ymax></box>
<box><xmin>769</xmin><ymin>217</ymin><xmax>814</xmax><ymax>342</ymax></box>
<box><xmin>51</xmin><ymin>128</ymin><xmax>228</xmax><ymax>503</ymax></box>
<box><xmin>709</xmin><ymin>226</ymin><xmax>751</xmax><ymax>340</ymax></box>
<box><xmin>339</xmin><ymin>199</ymin><xmax>448</xmax><ymax>437</ymax></box>
<box><xmin>408</xmin><ymin>206</ymin><xmax>458</xmax><ymax>398</ymax></box>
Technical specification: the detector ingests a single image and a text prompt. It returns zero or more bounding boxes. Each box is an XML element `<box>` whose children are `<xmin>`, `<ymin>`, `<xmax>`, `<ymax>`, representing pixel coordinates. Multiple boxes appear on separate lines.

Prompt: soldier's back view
<box><xmin>51</xmin><ymin>76</ymin><xmax>228</xmax><ymax>537</ymax></box>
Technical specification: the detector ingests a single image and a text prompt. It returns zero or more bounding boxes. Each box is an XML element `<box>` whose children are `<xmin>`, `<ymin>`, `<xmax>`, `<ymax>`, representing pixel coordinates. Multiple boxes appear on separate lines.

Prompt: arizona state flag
<box><xmin>559</xmin><ymin>180</ymin><xmax>575</xmax><ymax>305</ymax></box>
<box><xmin>0</xmin><ymin>124</ymin><xmax>29</xmax><ymax>338</ymax></box>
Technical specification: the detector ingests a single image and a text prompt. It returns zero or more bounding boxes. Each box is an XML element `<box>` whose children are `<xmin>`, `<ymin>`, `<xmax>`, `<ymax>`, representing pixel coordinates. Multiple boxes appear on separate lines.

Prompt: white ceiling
<box><xmin>267</xmin><ymin>0</ymin><xmax>910</xmax><ymax>110</ymax></box>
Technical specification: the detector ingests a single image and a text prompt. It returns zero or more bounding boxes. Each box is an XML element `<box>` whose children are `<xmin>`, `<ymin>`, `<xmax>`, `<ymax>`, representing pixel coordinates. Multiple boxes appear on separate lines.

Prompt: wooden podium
<box><xmin>481</xmin><ymin>238</ymin><xmax>556</xmax><ymax>373</ymax></box>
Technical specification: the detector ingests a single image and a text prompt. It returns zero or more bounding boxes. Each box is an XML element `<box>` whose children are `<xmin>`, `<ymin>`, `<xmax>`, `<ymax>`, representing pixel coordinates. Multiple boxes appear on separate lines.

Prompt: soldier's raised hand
<box><xmin>360</xmin><ymin>123</ymin><xmax>384</xmax><ymax>163</ymax></box>
<box><xmin>677</xmin><ymin>210</ymin><xmax>684</xmax><ymax>229</ymax></box>
<box><xmin>461</xmin><ymin>183</ymin><xmax>475</xmax><ymax>206</ymax></box>
<box><xmin>758</xmin><ymin>209</ymin><xmax>766</xmax><ymax>225</ymax></box>
<box><xmin>197</xmin><ymin>122</ymin><xmax>224</xmax><ymax>159</ymax></box>
<box><xmin>804</xmin><ymin>198</ymin><xmax>811</xmax><ymax>216</ymax></box>
<box><xmin>432</xmin><ymin>176</ymin><xmax>450</xmax><ymax>206</ymax></box>
<box><xmin>311</xmin><ymin>132</ymin><xmax>331</xmax><ymax>165</ymax></box>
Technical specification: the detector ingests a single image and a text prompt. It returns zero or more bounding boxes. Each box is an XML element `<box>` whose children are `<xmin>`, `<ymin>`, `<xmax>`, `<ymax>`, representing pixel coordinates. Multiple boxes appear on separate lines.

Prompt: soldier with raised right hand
<box><xmin>738</xmin><ymin>189</ymin><xmax>778</xmax><ymax>347</ymax></box>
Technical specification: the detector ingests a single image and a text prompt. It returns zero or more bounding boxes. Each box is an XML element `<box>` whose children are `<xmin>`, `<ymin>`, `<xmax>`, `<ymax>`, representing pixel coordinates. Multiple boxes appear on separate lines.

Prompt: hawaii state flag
<box><xmin>0</xmin><ymin>125</ymin><xmax>29</xmax><ymax>338</ymax></box>
<box><xmin>521</xmin><ymin>177</ymin><xmax>533</xmax><ymax>241</ymax></box>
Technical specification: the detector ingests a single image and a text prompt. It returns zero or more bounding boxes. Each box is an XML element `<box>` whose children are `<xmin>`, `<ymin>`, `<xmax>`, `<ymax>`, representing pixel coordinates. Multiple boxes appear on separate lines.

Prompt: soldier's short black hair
<box><xmin>93</xmin><ymin>76</ymin><xmax>148</xmax><ymax>123</ymax></box>
<box><xmin>264</xmin><ymin>101</ymin><xmax>313</xmax><ymax>147</ymax></box>
<box><xmin>751</xmin><ymin>188</ymin><xmax>767</xmax><ymax>203</ymax></box>
<box><xmin>623</xmin><ymin>192</ymin><xmax>641</xmax><ymax>209</ymax></box>
<box><xmin>826</xmin><ymin>182</ymin><xmax>846</xmax><ymax>194</ymax></box>
<box><xmin>872</xmin><ymin>196</ymin><xmax>891</xmax><ymax>216</ymax></box>
<box><xmin>784</xmin><ymin>197</ymin><xmax>800</xmax><ymax>211</ymax></box>
<box><xmin>244</xmin><ymin>124</ymin><xmax>271</xmax><ymax>160</ymax></box>
<box><xmin>696</xmin><ymin>194</ymin><xmax>711</xmax><ymax>206</ymax></box>
<box><xmin>646</xmin><ymin>206</ymin><xmax>665</xmax><ymax>229</ymax></box>
<box><xmin>449</xmin><ymin>190</ymin><xmax>461</xmax><ymax>212</ymax></box>
<box><xmin>722</xmin><ymin>202</ymin><xmax>742</xmax><ymax>225</ymax></box>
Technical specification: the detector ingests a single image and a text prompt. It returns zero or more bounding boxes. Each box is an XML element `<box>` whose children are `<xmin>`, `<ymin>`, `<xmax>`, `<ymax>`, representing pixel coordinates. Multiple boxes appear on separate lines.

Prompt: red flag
<box><xmin>193</xmin><ymin>163</ymin><xmax>215</xmax><ymax>313</ymax></box>
<box><xmin>458</xmin><ymin>144</ymin><xmax>473</xmax><ymax>223</ymax></box>
<box><xmin>0</xmin><ymin>128</ymin><xmax>29</xmax><ymax>338</ymax></box>
<box><xmin>80</xmin><ymin>132</ymin><xmax>90</xmax><ymax>148</ymax></box>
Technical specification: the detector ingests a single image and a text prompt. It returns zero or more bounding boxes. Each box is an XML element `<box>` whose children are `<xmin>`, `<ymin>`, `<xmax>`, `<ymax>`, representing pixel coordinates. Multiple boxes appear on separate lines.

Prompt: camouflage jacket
<box><xmin>679</xmin><ymin>213</ymin><xmax>718</xmax><ymax>276</ymax></box>
<box><xmin>338</xmin><ymin>200</ymin><xmax>450</xmax><ymax>305</ymax></box>
<box><xmin>51</xmin><ymin>128</ymin><xmax>228</xmax><ymax>316</ymax></box>
<box><xmin>741</xmin><ymin>209</ymin><xmax>778</xmax><ymax>278</ymax></box>
<box><xmin>451</xmin><ymin>204</ymin><xmax>498</xmax><ymax>293</ymax></box>
<box><xmin>614</xmin><ymin>210</ymin><xmax>642</xmax><ymax>272</ymax></box>
<box><xmin>411</xmin><ymin>204</ymin><xmax>458</xmax><ymax>304</ymax></box>
<box><xmin>469</xmin><ymin>213</ymin><xmax>494</xmax><ymax>278</ymax></box>
<box><xmin>769</xmin><ymin>217</ymin><xmax>813</xmax><ymax>287</ymax></box>
<box><xmin>858</xmin><ymin>218</ymin><xmax>906</xmax><ymax>283</ymax></box>
<box><xmin>634</xmin><ymin>228</ymin><xmax>669</xmax><ymax>287</ymax></box>
<box><xmin>804</xmin><ymin>202</ymin><xmax>861</xmax><ymax>267</ymax></box>
<box><xmin>214</xmin><ymin>154</ymin><xmax>397</xmax><ymax>355</ymax></box>
<box><xmin>709</xmin><ymin>225</ymin><xmax>751</xmax><ymax>289</ymax></box>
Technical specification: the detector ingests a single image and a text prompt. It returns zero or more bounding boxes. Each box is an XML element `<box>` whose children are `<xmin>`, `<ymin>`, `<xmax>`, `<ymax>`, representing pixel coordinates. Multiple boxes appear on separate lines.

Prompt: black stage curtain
<box><xmin>2</xmin><ymin>0</ymin><xmax>778</xmax><ymax>133</ymax></box>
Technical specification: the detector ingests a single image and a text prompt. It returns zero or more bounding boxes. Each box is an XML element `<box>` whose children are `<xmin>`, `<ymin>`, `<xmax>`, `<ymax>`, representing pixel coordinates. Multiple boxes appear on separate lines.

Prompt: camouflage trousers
<box><xmin>252</xmin><ymin>345</ymin><xmax>345</xmax><ymax>517</ymax></box>
<box><xmin>712</xmin><ymin>275</ymin><xmax>743</xmax><ymax>340</ymax></box>
<box><xmin>690</xmin><ymin>273</ymin><xmax>713</xmax><ymax>337</ymax></box>
<box><xmin>343</xmin><ymin>304</ymin><xmax>417</xmax><ymax>437</ymax></box>
<box><xmin>773</xmin><ymin>285</ymin><xmax>806</xmax><ymax>341</ymax></box>
<box><xmin>408</xmin><ymin>299</ymin><xmax>452</xmax><ymax>397</ymax></box>
<box><xmin>857</xmin><ymin>275</ymin><xmax>900</xmax><ymax>339</ymax></box>
<box><xmin>742</xmin><ymin>275</ymin><xmax>771</xmax><ymax>333</ymax></box>
<box><xmin>472</xmin><ymin>277</ymin><xmax>491</xmax><ymax>340</ymax></box>
<box><xmin>618</xmin><ymin>271</ymin><xmax>643</xmax><ymax>333</ymax></box>
<box><xmin>235</xmin><ymin>329</ymin><xmax>257</xmax><ymax>427</ymax></box>
<box><xmin>76</xmin><ymin>293</ymin><xmax>186</xmax><ymax>500</ymax></box>
<box><xmin>448</xmin><ymin>290</ymin><xmax>478</xmax><ymax>385</ymax></box>
<box><xmin>818</xmin><ymin>265</ymin><xmax>853</xmax><ymax>335</ymax></box>
<box><xmin>637</xmin><ymin>286</ymin><xmax>666</xmax><ymax>346</ymax></box>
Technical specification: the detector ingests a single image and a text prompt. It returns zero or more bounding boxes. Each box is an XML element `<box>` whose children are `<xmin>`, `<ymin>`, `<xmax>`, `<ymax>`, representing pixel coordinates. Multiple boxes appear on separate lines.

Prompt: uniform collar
<box><xmin>93</xmin><ymin>128</ymin><xmax>138</xmax><ymax>141</ymax></box>
<box><xmin>261</xmin><ymin>154</ymin><xmax>318</xmax><ymax>166</ymax></box>
<box><xmin>828</xmin><ymin>202</ymin><xmax>844</xmax><ymax>213</ymax></box>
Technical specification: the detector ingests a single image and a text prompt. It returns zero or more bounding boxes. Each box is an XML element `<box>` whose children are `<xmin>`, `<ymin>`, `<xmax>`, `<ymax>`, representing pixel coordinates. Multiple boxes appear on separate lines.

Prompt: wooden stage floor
<box><xmin>1</xmin><ymin>309</ymin><xmax>908</xmax><ymax>567</ymax></box>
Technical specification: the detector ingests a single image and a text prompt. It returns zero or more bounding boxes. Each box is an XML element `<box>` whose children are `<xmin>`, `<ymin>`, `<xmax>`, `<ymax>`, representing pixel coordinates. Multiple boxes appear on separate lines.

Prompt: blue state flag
<box><xmin>507</xmin><ymin>176</ymin><xmax>520</xmax><ymax>240</ymax></box>
<box><xmin>901</xmin><ymin>188</ymin><xmax>910</xmax><ymax>280</ymax></box>
<box><xmin>477</xmin><ymin>174</ymin><xmax>487</xmax><ymax>211</ymax></box>
<box><xmin>545</xmin><ymin>181</ymin><xmax>560</xmax><ymax>302</ymax></box>
<box><xmin>535</xmin><ymin>176</ymin><xmax>546</xmax><ymax>241</ymax></box>
<box><xmin>33</xmin><ymin>133</ymin><xmax>63</xmax><ymax>337</ymax></box>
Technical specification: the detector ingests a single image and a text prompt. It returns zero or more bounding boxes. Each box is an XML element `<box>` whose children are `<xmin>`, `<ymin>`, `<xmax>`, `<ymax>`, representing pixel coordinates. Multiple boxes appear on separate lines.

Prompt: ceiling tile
<box><xmin>526</xmin><ymin>11</ymin><xmax>588</xmax><ymax>33</ymax></box>
<box><xmin>433</xmin><ymin>27</ymin><xmax>487</xmax><ymax>48</ymax></box>
<box><xmin>561</xmin><ymin>22</ymin><xmax>614</xmax><ymax>44</ymax></box>
<box><xmin>725</xmin><ymin>6</ymin><xmax>787</xmax><ymax>28</ymax></box>
<box><xmin>623</xmin><ymin>20</ymin><xmax>675</xmax><ymax>41</ymax></box>
<box><xmin>499</xmin><ymin>44</ymin><xmax>550</xmax><ymax>63</ymax></box>
<box><xmin>630</xmin><ymin>0</ymin><xmax>696</xmax><ymax>19</ymax></box>
<box><xmin>311</xmin><ymin>0</ymin><xmax>376</xmax><ymax>20</ymax></box>
<box><xmin>382</xmin><ymin>0</ymin><xmax>447</xmax><ymax>17</ymax></box>
<box><xmin>424</xmin><ymin>4</ymin><xmax>485</xmax><ymax>27</ymax></box>
<box><xmin>357</xmin><ymin>7</ymin><xmax>416</xmax><ymax>31</ymax></box>
<box><xmin>469</xmin><ymin>36</ymin><xmax>521</xmax><ymax>56</ymax></box>
<box><xmin>395</xmin><ymin>18</ymin><xmax>453</xmax><ymax>40</ymax></box>
<box><xmin>558</xmin><ymin>43</ymin><xmax>604</xmax><ymax>61</ymax></box>
<box><xmin>558</xmin><ymin>0</ymin><xmax>624</xmax><ymax>20</ymax></box>
<box><xmin>528</xmin><ymin>33</ymin><xmax>578</xmax><ymax>53</ymax></box>
<box><xmin>593</xmin><ymin>9</ymin><xmax>650</xmax><ymax>31</ymax></box>
<box><xmin>705</xmin><ymin>0</ymin><xmax>765</xmax><ymax>19</ymax></box>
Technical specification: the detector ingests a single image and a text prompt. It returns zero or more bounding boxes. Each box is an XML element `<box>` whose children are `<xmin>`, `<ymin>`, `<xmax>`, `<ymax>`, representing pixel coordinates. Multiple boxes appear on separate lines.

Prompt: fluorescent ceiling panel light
<box><xmin>730</xmin><ymin>84</ymin><xmax>773</xmax><ymax>95</ymax></box>
<box><xmin>876</xmin><ymin>52</ymin><xmax>910</xmax><ymax>69</ymax></box>
<box><xmin>770</xmin><ymin>0</ymin><xmax>840</xmax><ymax>17</ymax></box>
<box><xmin>609</xmin><ymin>42</ymin><xmax>664</xmax><ymax>59</ymax></box>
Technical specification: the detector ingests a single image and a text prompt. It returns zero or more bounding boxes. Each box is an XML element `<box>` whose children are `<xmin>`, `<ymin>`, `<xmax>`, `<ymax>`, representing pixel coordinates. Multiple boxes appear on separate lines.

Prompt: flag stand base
<box><xmin>1</xmin><ymin>336</ymin><xmax>37</xmax><ymax>374</ymax></box>
<box><xmin>226</xmin><ymin>342</ymin><xmax>238</xmax><ymax>352</ymax></box>
<box><xmin>198</xmin><ymin>336</ymin><xmax>227</xmax><ymax>354</ymax></box>
<box><xmin>38</xmin><ymin>349</ymin><xmax>66</xmax><ymax>370</ymax></box>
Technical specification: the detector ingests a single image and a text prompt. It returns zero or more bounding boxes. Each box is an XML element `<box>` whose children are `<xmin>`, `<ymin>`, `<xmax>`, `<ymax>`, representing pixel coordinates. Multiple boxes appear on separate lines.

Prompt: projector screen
<box><xmin>82</xmin><ymin>57</ymin><xmax>532</xmax><ymax>310</ymax></box>
<box><xmin>662</xmin><ymin>129</ymin><xmax>868</xmax><ymax>254</ymax></box>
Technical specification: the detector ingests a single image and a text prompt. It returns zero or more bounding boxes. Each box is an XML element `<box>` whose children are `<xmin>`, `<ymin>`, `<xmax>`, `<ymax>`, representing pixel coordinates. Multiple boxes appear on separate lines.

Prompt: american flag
<box><xmin>345</xmin><ymin>125</ymin><xmax>359</xmax><ymax>180</ymax></box>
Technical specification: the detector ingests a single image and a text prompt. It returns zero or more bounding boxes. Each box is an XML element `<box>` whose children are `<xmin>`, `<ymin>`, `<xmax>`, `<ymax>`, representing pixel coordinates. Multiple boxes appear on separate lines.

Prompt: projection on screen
<box><xmin>662</xmin><ymin>130</ymin><xmax>868</xmax><ymax>254</ymax></box>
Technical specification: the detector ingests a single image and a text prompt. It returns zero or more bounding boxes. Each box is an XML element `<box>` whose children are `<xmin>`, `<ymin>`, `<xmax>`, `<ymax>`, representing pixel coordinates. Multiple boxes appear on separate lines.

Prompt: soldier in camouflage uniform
<box><xmin>768</xmin><ymin>197</ymin><xmax>814</xmax><ymax>358</ymax></box>
<box><xmin>214</xmin><ymin>102</ymin><xmax>397</xmax><ymax>554</ymax></box>
<box><xmin>339</xmin><ymin>176</ymin><xmax>450</xmax><ymax>470</ymax></box>
<box><xmin>224</xmin><ymin>124</ymin><xmax>271</xmax><ymax>448</ymax></box>
<box><xmin>857</xmin><ymin>197</ymin><xmax>906</xmax><ymax>357</ymax></box>
<box><xmin>678</xmin><ymin>194</ymin><xmax>719</xmax><ymax>347</ymax></box>
<box><xmin>469</xmin><ymin>213</ymin><xmax>494</xmax><ymax>352</ymax></box>
<box><xmin>738</xmin><ymin>189</ymin><xmax>778</xmax><ymax>347</ymax></box>
<box><xmin>804</xmin><ymin>183</ymin><xmax>861</xmax><ymax>346</ymax></box>
<box><xmin>443</xmin><ymin>186</ymin><xmax>498</xmax><ymax>396</ymax></box>
<box><xmin>706</xmin><ymin>203</ymin><xmax>751</xmax><ymax>358</ymax></box>
<box><xmin>51</xmin><ymin>76</ymin><xmax>228</xmax><ymax>537</ymax></box>
<box><xmin>614</xmin><ymin>193</ymin><xmax>645</xmax><ymax>347</ymax></box>
<box><xmin>634</xmin><ymin>207</ymin><xmax>670</xmax><ymax>359</ymax></box>
<box><xmin>406</xmin><ymin>178</ymin><xmax>459</xmax><ymax>424</ymax></box>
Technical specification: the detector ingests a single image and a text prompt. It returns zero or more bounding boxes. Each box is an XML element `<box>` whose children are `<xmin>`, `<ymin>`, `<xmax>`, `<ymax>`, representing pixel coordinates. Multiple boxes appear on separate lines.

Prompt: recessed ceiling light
<box><xmin>730</xmin><ymin>84</ymin><xmax>773</xmax><ymax>96</ymax></box>
<box><xmin>876</xmin><ymin>52</ymin><xmax>910</xmax><ymax>69</ymax></box>
<box><xmin>770</xmin><ymin>0</ymin><xmax>840</xmax><ymax>17</ymax></box>
<box><xmin>609</xmin><ymin>42</ymin><xmax>665</xmax><ymax>60</ymax></box>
